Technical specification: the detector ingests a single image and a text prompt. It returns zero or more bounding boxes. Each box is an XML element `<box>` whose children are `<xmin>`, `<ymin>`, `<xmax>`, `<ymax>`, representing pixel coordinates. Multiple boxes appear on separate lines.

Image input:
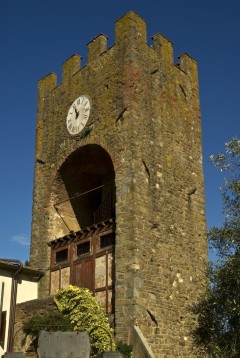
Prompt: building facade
<box><xmin>0</xmin><ymin>260</ymin><xmax>43</xmax><ymax>356</ymax></box>
<box><xmin>30</xmin><ymin>12</ymin><xmax>208</xmax><ymax>356</ymax></box>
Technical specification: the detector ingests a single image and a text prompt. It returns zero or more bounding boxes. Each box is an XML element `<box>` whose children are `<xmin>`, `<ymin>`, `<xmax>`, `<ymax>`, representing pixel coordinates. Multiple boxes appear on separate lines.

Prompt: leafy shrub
<box><xmin>116</xmin><ymin>341</ymin><xmax>132</xmax><ymax>358</ymax></box>
<box><xmin>54</xmin><ymin>285</ymin><xmax>115</xmax><ymax>357</ymax></box>
<box><xmin>23</xmin><ymin>311</ymin><xmax>73</xmax><ymax>336</ymax></box>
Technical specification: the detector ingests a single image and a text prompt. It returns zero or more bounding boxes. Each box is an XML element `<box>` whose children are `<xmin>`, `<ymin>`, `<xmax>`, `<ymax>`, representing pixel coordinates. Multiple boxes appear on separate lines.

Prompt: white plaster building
<box><xmin>0</xmin><ymin>259</ymin><xmax>43</xmax><ymax>356</ymax></box>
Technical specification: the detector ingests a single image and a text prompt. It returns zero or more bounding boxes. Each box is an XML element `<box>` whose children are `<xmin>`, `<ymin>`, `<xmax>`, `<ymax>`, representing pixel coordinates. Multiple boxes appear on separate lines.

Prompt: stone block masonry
<box><xmin>30</xmin><ymin>11</ymin><xmax>208</xmax><ymax>357</ymax></box>
<box><xmin>13</xmin><ymin>298</ymin><xmax>57</xmax><ymax>357</ymax></box>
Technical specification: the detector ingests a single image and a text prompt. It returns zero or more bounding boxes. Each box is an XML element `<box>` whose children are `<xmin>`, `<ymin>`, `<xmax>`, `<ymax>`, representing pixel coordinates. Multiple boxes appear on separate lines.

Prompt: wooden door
<box><xmin>75</xmin><ymin>258</ymin><xmax>94</xmax><ymax>292</ymax></box>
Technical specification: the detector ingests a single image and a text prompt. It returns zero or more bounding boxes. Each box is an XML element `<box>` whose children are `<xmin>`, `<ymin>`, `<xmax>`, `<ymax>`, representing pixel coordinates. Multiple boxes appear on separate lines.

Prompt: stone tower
<box><xmin>30</xmin><ymin>11</ymin><xmax>208</xmax><ymax>356</ymax></box>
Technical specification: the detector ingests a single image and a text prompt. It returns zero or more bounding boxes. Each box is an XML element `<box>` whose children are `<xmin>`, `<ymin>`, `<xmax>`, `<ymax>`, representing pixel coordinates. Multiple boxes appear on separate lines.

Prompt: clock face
<box><xmin>66</xmin><ymin>95</ymin><xmax>91</xmax><ymax>135</ymax></box>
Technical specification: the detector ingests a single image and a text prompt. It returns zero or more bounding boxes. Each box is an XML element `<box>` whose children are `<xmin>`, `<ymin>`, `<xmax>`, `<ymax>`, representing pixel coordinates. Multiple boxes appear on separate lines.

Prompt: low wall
<box><xmin>129</xmin><ymin>326</ymin><xmax>155</xmax><ymax>358</ymax></box>
<box><xmin>13</xmin><ymin>297</ymin><xmax>57</xmax><ymax>357</ymax></box>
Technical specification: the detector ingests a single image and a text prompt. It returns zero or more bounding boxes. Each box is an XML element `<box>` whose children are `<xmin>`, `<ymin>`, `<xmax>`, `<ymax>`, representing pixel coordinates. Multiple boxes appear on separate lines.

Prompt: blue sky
<box><xmin>0</xmin><ymin>0</ymin><xmax>239</xmax><ymax>263</ymax></box>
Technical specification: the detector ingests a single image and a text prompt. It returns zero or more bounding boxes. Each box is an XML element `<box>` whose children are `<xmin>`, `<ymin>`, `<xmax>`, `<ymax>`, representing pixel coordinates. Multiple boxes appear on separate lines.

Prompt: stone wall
<box><xmin>13</xmin><ymin>298</ymin><xmax>57</xmax><ymax>357</ymax></box>
<box><xmin>30</xmin><ymin>11</ymin><xmax>208</xmax><ymax>356</ymax></box>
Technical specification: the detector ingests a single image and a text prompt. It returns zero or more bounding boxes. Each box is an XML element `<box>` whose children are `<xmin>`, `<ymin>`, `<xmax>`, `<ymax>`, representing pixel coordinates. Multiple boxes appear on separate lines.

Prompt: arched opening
<box><xmin>48</xmin><ymin>145</ymin><xmax>116</xmax><ymax>315</ymax></box>
<box><xmin>51</xmin><ymin>144</ymin><xmax>115</xmax><ymax>236</ymax></box>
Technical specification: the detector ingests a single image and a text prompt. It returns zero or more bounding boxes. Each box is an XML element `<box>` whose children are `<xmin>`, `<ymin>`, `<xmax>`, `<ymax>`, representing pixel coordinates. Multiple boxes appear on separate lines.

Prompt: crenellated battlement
<box><xmin>62</xmin><ymin>54</ymin><xmax>81</xmax><ymax>85</ymax></box>
<box><xmin>115</xmin><ymin>11</ymin><xmax>147</xmax><ymax>45</ymax></box>
<box><xmin>87</xmin><ymin>34</ymin><xmax>108</xmax><ymax>63</ymax></box>
<box><xmin>177</xmin><ymin>52</ymin><xmax>198</xmax><ymax>75</ymax></box>
<box><xmin>151</xmin><ymin>33</ymin><xmax>174</xmax><ymax>65</ymax></box>
<box><xmin>38</xmin><ymin>72</ymin><xmax>57</xmax><ymax>97</ymax></box>
<box><xmin>38</xmin><ymin>11</ymin><xmax>198</xmax><ymax>98</ymax></box>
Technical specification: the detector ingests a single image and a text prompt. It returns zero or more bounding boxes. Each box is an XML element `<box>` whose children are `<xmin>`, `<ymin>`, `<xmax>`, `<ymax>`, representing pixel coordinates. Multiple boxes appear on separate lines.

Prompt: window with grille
<box><xmin>55</xmin><ymin>248</ymin><xmax>68</xmax><ymax>264</ymax></box>
<box><xmin>77</xmin><ymin>241</ymin><xmax>90</xmax><ymax>257</ymax></box>
<box><xmin>100</xmin><ymin>233</ymin><xmax>115</xmax><ymax>249</ymax></box>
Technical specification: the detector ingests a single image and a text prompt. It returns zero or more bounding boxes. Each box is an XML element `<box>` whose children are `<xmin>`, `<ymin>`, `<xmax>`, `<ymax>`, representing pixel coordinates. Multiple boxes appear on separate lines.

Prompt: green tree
<box><xmin>192</xmin><ymin>138</ymin><xmax>240</xmax><ymax>358</ymax></box>
<box><xmin>54</xmin><ymin>285</ymin><xmax>115</xmax><ymax>357</ymax></box>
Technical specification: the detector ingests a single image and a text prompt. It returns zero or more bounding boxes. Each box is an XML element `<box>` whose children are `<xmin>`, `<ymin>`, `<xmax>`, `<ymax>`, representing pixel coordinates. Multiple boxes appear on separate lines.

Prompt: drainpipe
<box><xmin>0</xmin><ymin>282</ymin><xmax>4</xmax><ymax>331</ymax></box>
<box><xmin>0</xmin><ymin>259</ymin><xmax>23</xmax><ymax>352</ymax></box>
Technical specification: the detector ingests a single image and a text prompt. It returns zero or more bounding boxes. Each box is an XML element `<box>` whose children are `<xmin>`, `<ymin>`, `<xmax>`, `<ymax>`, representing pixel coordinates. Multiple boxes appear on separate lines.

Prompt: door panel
<box><xmin>75</xmin><ymin>259</ymin><xmax>94</xmax><ymax>291</ymax></box>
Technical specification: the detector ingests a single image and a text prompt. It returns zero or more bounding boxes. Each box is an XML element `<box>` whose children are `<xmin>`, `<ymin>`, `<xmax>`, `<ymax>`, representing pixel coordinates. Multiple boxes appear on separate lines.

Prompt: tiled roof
<box><xmin>0</xmin><ymin>259</ymin><xmax>44</xmax><ymax>280</ymax></box>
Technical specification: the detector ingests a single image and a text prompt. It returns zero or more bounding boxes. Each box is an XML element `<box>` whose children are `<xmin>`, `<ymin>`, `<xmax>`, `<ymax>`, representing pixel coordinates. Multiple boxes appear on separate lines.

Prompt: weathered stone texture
<box><xmin>30</xmin><ymin>11</ymin><xmax>208</xmax><ymax>357</ymax></box>
<box><xmin>14</xmin><ymin>298</ymin><xmax>57</xmax><ymax>357</ymax></box>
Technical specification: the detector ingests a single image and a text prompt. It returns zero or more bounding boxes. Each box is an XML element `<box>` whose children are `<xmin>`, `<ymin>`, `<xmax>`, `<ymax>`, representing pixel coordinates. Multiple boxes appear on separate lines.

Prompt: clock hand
<box><xmin>74</xmin><ymin>107</ymin><xmax>79</xmax><ymax>119</ymax></box>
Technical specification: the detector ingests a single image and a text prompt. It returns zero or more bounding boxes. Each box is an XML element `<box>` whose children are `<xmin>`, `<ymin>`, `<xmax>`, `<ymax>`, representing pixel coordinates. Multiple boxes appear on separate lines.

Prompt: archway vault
<box><xmin>50</xmin><ymin>144</ymin><xmax>116</xmax><ymax>239</ymax></box>
<box><xmin>48</xmin><ymin>144</ymin><xmax>116</xmax><ymax>314</ymax></box>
